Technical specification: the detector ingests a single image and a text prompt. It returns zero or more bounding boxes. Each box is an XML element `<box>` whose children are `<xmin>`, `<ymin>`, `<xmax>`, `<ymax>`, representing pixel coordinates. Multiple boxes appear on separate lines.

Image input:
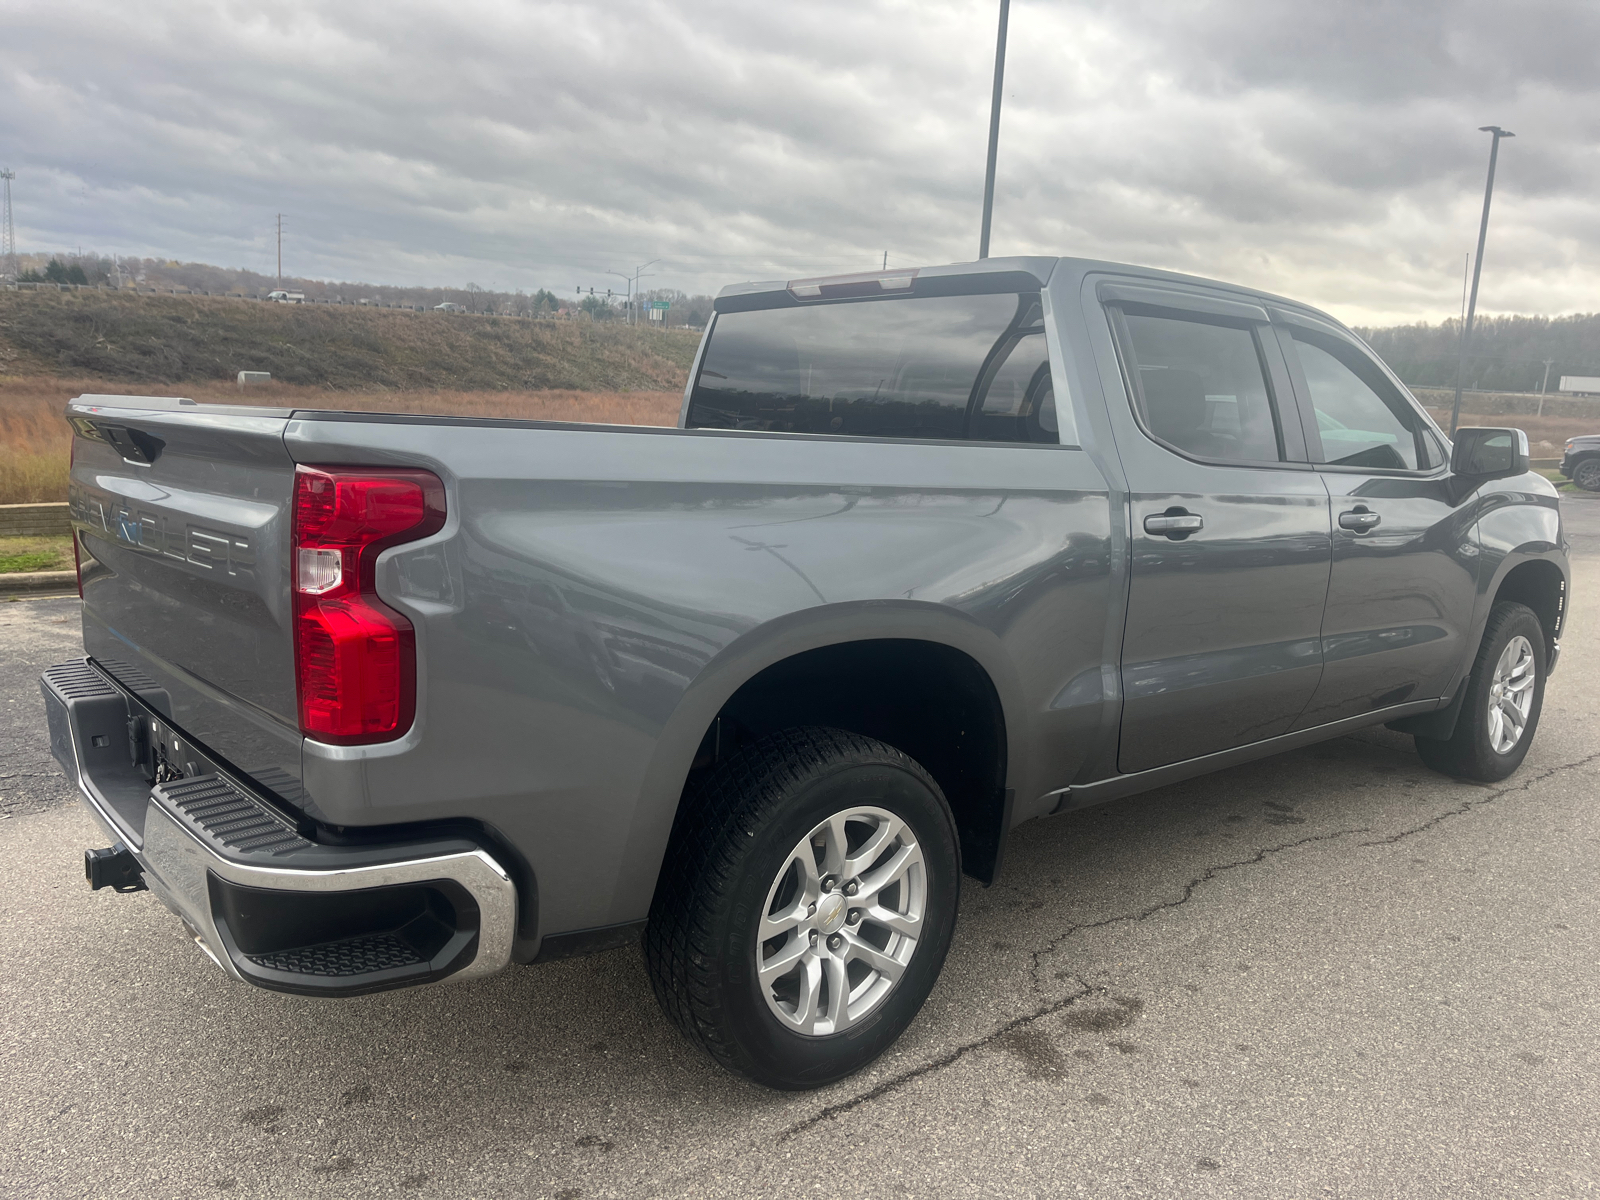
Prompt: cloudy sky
<box><xmin>4</xmin><ymin>0</ymin><xmax>1597</xmax><ymax>325</ymax></box>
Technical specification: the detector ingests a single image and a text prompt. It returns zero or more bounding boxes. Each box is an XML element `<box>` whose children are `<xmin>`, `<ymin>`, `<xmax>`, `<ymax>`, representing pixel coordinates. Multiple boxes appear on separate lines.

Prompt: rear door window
<box><xmin>1288</xmin><ymin>330</ymin><xmax>1443</xmax><ymax>471</ymax></box>
<box><xmin>686</xmin><ymin>293</ymin><xmax>1064</xmax><ymax>444</ymax></box>
<box><xmin>1116</xmin><ymin>311</ymin><xmax>1286</xmax><ymax>463</ymax></box>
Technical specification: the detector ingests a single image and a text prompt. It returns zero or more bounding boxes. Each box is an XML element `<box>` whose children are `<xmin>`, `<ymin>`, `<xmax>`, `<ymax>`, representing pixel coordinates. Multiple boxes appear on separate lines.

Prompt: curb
<box><xmin>0</xmin><ymin>570</ymin><xmax>77</xmax><ymax>596</ymax></box>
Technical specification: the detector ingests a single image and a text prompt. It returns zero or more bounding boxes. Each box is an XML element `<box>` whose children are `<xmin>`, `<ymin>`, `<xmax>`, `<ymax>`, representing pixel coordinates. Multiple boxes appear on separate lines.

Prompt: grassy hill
<box><xmin>0</xmin><ymin>289</ymin><xmax>700</xmax><ymax>391</ymax></box>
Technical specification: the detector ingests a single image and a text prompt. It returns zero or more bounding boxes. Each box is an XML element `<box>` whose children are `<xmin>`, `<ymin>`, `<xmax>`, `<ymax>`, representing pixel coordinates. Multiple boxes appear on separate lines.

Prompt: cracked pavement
<box><xmin>3</xmin><ymin>496</ymin><xmax>1598</xmax><ymax>1199</ymax></box>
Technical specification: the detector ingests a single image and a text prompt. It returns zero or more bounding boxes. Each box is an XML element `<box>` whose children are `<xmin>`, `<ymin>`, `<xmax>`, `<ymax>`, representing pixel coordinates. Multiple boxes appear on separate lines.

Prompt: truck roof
<box><xmin>715</xmin><ymin>255</ymin><xmax>1344</xmax><ymax>332</ymax></box>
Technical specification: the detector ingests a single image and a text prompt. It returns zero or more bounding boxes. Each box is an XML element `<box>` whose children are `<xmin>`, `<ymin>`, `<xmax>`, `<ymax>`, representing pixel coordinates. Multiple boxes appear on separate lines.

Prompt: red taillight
<box><xmin>292</xmin><ymin>466</ymin><xmax>445</xmax><ymax>744</ymax></box>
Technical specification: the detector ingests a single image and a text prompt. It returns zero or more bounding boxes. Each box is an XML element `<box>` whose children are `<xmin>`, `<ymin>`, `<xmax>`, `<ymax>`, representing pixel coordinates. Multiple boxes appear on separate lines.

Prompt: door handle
<box><xmin>1339</xmin><ymin>508</ymin><xmax>1381</xmax><ymax>532</ymax></box>
<box><xmin>1143</xmin><ymin>511</ymin><xmax>1204</xmax><ymax>537</ymax></box>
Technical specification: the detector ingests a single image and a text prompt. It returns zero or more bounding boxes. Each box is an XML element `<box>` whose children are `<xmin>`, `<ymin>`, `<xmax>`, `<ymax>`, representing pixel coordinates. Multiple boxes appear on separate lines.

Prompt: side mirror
<box><xmin>1451</xmin><ymin>427</ymin><xmax>1529</xmax><ymax>480</ymax></box>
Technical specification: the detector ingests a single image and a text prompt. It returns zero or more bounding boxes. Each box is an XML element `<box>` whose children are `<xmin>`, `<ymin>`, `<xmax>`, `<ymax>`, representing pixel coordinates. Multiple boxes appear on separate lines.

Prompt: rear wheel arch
<box><xmin>688</xmin><ymin>638</ymin><xmax>1011</xmax><ymax>883</ymax></box>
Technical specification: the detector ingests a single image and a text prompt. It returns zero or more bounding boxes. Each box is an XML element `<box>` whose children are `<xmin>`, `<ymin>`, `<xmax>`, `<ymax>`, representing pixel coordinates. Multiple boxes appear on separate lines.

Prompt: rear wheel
<box><xmin>1415</xmin><ymin>601</ymin><xmax>1546</xmax><ymax>782</ymax></box>
<box><xmin>1575</xmin><ymin>458</ymin><xmax>1600</xmax><ymax>492</ymax></box>
<box><xmin>643</xmin><ymin>727</ymin><xmax>960</xmax><ymax>1089</ymax></box>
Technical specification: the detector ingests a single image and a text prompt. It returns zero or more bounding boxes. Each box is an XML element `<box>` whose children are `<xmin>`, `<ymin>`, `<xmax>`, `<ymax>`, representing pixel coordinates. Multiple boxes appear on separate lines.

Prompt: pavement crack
<box><xmin>1360</xmin><ymin>751</ymin><xmax>1600</xmax><ymax>847</ymax></box>
<box><xmin>775</xmin><ymin>976</ymin><xmax>1097</xmax><ymax>1143</ymax></box>
<box><xmin>1025</xmin><ymin>825</ymin><xmax>1372</xmax><ymax>990</ymax></box>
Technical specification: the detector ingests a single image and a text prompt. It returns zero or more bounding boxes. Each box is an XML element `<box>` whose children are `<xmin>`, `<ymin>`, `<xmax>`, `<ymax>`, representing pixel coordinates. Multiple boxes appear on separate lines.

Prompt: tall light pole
<box><xmin>978</xmin><ymin>0</ymin><xmax>1010</xmax><ymax>260</ymax></box>
<box><xmin>1449</xmin><ymin>126</ymin><xmax>1515</xmax><ymax>434</ymax></box>
<box><xmin>1</xmin><ymin>168</ymin><xmax>16</xmax><ymax>283</ymax></box>
<box><xmin>607</xmin><ymin>259</ymin><xmax>659</xmax><ymax>325</ymax></box>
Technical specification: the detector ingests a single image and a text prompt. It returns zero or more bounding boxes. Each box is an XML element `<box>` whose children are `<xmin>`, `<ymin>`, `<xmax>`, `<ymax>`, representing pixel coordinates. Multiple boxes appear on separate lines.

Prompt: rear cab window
<box><xmin>1117</xmin><ymin>311</ymin><xmax>1287</xmax><ymax>463</ymax></box>
<box><xmin>686</xmin><ymin>273</ymin><xmax>1072</xmax><ymax>446</ymax></box>
<box><xmin>1101</xmin><ymin>284</ymin><xmax>1304</xmax><ymax>467</ymax></box>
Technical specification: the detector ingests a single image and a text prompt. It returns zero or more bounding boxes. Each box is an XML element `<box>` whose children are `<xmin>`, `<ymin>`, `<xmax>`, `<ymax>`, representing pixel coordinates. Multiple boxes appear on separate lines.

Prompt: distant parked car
<box><xmin>434</xmin><ymin>301</ymin><xmax>467</xmax><ymax>313</ymax></box>
<box><xmin>266</xmin><ymin>290</ymin><xmax>304</xmax><ymax>304</ymax></box>
<box><xmin>1560</xmin><ymin>435</ymin><xmax>1600</xmax><ymax>491</ymax></box>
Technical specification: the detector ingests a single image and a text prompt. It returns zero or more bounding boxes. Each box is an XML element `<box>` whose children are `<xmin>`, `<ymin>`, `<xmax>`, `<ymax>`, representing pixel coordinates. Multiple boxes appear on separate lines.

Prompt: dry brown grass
<box><xmin>0</xmin><ymin>374</ymin><xmax>681</xmax><ymax>503</ymax></box>
<box><xmin>1421</xmin><ymin>409</ymin><xmax>1600</xmax><ymax>459</ymax></box>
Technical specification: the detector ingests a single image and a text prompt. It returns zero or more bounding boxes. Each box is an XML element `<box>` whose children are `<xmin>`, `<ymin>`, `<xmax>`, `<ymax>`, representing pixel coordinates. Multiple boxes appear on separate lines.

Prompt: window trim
<box><xmin>1097</xmin><ymin>280</ymin><xmax>1271</xmax><ymax>324</ymax></box>
<box><xmin>1105</xmin><ymin>299</ymin><xmax>1312</xmax><ymax>470</ymax></box>
<box><xmin>1274</xmin><ymin>319</ymin><xmax>1449</xmax><ymax>478</ymax></box>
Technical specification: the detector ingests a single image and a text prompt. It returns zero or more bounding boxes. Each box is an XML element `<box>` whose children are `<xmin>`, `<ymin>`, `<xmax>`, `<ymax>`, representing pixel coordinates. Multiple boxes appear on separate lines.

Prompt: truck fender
<box><xmin>602</xmin><ymin>600</ymin><xmax>1027</xmax><ymax>926</ymax></box>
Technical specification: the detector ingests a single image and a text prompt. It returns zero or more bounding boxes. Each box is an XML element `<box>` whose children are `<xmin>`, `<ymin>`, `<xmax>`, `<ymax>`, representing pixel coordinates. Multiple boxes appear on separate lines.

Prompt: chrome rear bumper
<box><xmin>41</xmin><ymin>658</ymin><xmax>516</xmax><ymax>996</ymax></box>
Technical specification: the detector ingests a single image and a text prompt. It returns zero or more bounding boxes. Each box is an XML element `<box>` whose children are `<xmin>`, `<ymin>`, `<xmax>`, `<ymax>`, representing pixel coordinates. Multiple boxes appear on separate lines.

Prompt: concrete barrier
<box><xmin>0</xmin><ymin>570</ymin><xmax>76</xmax><ymax>596</ymax></box>
<box><xmin>0</xmin><ymin>503</ymin><xmax>71</xmax><ymax>538</ymax></box>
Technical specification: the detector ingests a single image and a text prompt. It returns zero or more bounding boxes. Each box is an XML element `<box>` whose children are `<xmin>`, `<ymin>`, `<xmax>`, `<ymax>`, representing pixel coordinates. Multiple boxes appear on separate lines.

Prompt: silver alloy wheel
<box><xmin>755</xmin><ymin>806</ymin><xmax>926</xmax><ymax>1037</ymax></box>
<box><xmin>1487</xmin><ymin>634</ymin><xmax>1536</xmax><ymax>755</ymax></box>
<box><xmin>1577</xmin><ymin>459</ymin><xmax>1600</xmax><ymax>492</ymax></box>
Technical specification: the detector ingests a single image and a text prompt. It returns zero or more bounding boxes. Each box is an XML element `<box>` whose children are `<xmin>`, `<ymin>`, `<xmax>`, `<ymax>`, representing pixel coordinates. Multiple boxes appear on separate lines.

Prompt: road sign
<box><xmin>651</xmin><ymin>301</ymin><xmax>670</xmax><ymax>310</ymax></box>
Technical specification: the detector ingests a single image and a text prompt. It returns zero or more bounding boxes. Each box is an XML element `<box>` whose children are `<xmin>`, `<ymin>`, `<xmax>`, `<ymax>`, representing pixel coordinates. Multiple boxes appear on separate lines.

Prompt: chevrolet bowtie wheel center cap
<box><xmin>817</xmin><ymin>893</ymin><xmax>848</xmax><ymax>935</ymax></box>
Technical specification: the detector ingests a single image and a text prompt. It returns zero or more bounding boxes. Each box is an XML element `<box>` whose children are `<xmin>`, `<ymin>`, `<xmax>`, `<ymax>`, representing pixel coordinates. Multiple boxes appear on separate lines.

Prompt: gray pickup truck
<box><xmin>42</xmin><ymin>256</ymin><xmax>1568</xmax><ymax>1089</ymax></box>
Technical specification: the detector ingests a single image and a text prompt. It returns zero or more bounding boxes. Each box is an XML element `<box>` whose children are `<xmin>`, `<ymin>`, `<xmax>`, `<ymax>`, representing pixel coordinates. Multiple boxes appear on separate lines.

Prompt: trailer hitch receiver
<box><xmin>85</xmin><ymin>843</ymin><xmax>147</xmax><ymax>893</ymax></box>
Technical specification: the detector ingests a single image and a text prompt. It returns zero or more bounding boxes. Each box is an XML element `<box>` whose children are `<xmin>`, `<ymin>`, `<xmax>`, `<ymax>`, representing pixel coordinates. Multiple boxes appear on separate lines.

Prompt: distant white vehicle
<box><xmin>1559</xmin><ymin>376</ymin><xmax>1600</xmax><ymax>397</ymax></box>
<box><xmin>434</xmin><ymin>302</ymin><xmax>467</xmax><ymax>313</ymax></box>
<box><xmin>266</xmin><ymin>290</ymin><xmax>305</xmax><ymax>304</ymax></box>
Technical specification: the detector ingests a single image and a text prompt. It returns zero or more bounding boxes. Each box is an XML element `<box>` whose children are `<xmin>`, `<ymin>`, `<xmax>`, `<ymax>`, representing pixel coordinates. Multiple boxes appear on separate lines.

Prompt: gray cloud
<box><xmin>2</xmin><ymin>0</ymin><xmax>1595</xmax><ymax>324</ymax></box>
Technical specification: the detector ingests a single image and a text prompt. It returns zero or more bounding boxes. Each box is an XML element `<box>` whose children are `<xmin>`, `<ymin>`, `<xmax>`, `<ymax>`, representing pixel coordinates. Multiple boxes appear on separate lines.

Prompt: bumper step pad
<box><xmin>153</xmin><ymin>775</ymin><xmax>309</xmax><ymax>858</ymax></box>
<box><xmin>247</xmin><ymin>932</ymin><xmax>425</xmax><ymax>978</ymax></box>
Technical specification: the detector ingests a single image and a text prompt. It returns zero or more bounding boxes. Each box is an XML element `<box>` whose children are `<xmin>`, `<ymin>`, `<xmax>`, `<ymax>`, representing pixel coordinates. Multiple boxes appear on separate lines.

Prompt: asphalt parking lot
<box><xmin>4</xmin><ymin>496</ymin><xmax>1598</xmax><ymax>1200</ymax></box>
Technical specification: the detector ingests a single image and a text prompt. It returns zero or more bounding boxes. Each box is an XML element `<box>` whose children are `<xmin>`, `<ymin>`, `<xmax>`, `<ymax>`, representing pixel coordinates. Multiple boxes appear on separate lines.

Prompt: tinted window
<box><xmin>972</xmin><ymin>331</ymin><xmax>1057</xmax><ymax>443</ymax></box>
<box><xmin>686</xmin><ymin>293</ymin><xmax>1063</xmax><ymax>443</ymax></box>
<box><xmin>1121</xmin><ymin>312</ymin><xmax>1283</xmax><ymax>462</ymax></box>
<box><xmin>1292</xmin><ymin>332</ymin><xmax>1440</xmax><ymax>470</ymax></box>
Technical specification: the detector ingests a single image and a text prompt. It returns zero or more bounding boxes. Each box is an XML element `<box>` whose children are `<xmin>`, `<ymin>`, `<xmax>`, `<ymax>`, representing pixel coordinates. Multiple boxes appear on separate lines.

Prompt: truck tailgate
<box><xmin>68</xmin><ymin>395</ymin><xmax>306</xmax><ymax>807</ymax></box>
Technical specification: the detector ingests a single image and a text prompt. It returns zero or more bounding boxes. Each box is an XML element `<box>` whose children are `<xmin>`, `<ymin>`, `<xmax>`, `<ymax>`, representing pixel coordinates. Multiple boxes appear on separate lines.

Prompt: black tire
<box><xmin>1415</xmin><ymin>601</ymin><xmax>1546</xmax><ymax>782</ymax></box>
<box><xmin>643</xmin><ymin>726</ymin><xmax>960</xmax><ymax>1090</ymax></box>
<box><xmin>1575</xmin><ymin>458</ymin><xmax>1600</xmax><ymax>492</ymax></box>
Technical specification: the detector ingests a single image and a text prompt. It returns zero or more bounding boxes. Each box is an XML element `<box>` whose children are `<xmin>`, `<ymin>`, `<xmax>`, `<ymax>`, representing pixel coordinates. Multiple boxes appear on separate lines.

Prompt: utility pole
<box><xmin>1</xmin><ymin>169</ymin><xmax>16</xmax><ymax>283</ymax></box>
<box><xmin>978</xmin><ymin>0</ymin><xmax>1011</xmax><ymax>259</ymax></box>
<box><xmin>1450</xmin><ymin>126</ymin><xmax>1515</xmax><ymax>434</ymax></box>
<box><xmin>276</xmin><ymin>213</ymin><xmax>283</xmax><ymax>283</ymax></box>
<box><xmin>1538</xmin><ymin>358</ymin><xmax>1555</xmax><ymax>417</ymax></box>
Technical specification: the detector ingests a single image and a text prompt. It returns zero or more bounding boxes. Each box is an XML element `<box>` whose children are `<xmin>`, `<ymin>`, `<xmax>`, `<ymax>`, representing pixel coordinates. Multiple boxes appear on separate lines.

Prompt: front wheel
<box><xmin>1415</xmin><ymin>601</ymin><xmax>1546</xmax><ymax>782</ymax></box>
<box><xmin>1574</xmin><ymin>458</ymin><xmax>1600</xmax><ymax>492</ymax></box>
<box><xmin>643</xmin><ymin>727</ymin><xmax>960</xmax><ymax>1089</ymax></box>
